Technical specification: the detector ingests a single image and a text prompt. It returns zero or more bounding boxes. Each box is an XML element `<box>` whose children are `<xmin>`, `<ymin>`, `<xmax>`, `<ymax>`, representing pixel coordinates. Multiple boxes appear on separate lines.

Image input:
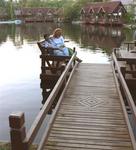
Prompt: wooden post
<box><xmin>9</xmin><ymin>112</ymin><xmax>28</xmax><ymax>150</ymax></box>
<box><xmin>41</xmin><ymin>58</ymin><xmax>46</xmax><ymax>73</ymax></box>
<box><xmin>120</xmin><ymin>67</ymin><xmax>126</xmax><ymax>78</ymax></box>
<box><xmin>73</xmin><ymin>47</ymin><xmax>76</xmax><ymax>65</ymax></box>
<box><xmin>134</xmin><ymin>40</ymin><xmax>136</xmax><ymax>47</ymax></box>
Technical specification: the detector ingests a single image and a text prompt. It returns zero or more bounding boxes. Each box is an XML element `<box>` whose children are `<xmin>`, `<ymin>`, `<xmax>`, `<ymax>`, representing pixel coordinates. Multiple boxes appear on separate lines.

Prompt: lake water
<box><xmin>0</xmin><ymin>22</ymin><xmax>134</xmax><ymax>142</ymax></box>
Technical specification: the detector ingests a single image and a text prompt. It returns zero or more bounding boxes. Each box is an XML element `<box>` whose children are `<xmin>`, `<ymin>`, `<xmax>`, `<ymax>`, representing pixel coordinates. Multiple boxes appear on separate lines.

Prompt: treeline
<box><xmin>0</xmin><ymin>0</ymin><xmax>109</xmax><ymax>20</ymax></box>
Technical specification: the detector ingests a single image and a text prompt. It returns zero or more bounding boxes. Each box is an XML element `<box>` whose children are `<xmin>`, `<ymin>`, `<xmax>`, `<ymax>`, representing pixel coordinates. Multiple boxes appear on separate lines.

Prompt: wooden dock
<box><xmin>9</xmin><ymin>60</ymin><xmax>135</xmax><ymax>150</ymax></box>
<box><xmin>43</xmin><ymin>63</ymin><xmax>134</xmax><ymax>150</ymax></box>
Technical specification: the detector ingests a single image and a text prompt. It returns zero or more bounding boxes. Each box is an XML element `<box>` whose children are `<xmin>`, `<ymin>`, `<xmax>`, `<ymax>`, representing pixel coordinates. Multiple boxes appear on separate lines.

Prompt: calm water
<box><xmin>0</xmin><ymin>22</ymin><xmax>134</xmax><ymax>141</ymax></box>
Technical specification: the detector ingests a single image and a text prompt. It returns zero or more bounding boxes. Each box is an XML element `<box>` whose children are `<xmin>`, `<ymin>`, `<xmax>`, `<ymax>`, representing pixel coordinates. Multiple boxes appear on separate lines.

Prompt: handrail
<box><xmin>124</xmin><ymin>40</ymin><xmax>136</xmax><ymax>51</ymax></box>
<box><xmin>9</xmin><ymin>52</ymin><xmax>78</xmax><ymax>150</ymax></box>
<box><xmin>24</xmin><ymin>52</ymin><xmax>77</xmax><ymax>146</ymax></box>
<box><xmin>38</xmin><ymin>58</ymin><xmax>78</xmax><ymax>150</ymax></box>
<box><xmin>112</xmin><ymin>50</ymin><xmax>136</xmax><ymax>121</ymax></box>
<box><xmin>112</xmin><ymin>50</ymin><xmax>136</xmax><ymax>150</ymax></box>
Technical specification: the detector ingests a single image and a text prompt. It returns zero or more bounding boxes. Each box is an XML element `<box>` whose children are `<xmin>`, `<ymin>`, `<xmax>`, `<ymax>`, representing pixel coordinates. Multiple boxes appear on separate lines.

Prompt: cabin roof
<box><xmin>81</xmin><ymin>1</ymin><xmax>127</xmax><ymax>14</ymax></box>
<box><xmin>15</xmin><ymin>7</ymin><xmax>61</xmax><ymax>16</ymax></box>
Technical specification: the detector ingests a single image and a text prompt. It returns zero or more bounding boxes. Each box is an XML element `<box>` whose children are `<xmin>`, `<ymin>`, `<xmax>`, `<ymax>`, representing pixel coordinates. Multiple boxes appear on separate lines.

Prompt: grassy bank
<box><xmin>0</xmin><ymin>142</ymin><xmax>37</xmax><ymax>150</ymax></box>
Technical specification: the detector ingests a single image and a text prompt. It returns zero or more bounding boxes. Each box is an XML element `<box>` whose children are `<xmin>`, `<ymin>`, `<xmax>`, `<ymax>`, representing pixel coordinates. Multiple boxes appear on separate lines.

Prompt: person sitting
<box><xmin>49</xmin><ymin>28</ymin><xmax>69</xmax><ymax>56</ymax></box>
<box><xmin>44</xmin><ymin>28</ymin><xmax>82</xmax><ymax>62</ymax></box>
<box><xmin>43</xmin><ymin>34</ymin><xmax>57</xmax><ymax>55</ymax></box>
<box><xmin>43</xmin><ymin>33</ymin><xmax>68</xmax><ymax>55</ymax></box>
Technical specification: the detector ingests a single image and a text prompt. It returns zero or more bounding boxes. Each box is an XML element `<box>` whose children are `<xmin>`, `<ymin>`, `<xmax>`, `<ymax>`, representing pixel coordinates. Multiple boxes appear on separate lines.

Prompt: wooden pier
<box><xmin>43</xmin><ymin>63</ymin><xmax>135</xmax><ymax>150</ymax></box>
<box><xmin>9</xmin><ymin>51</ymin><xmax>136</xmax><ymax>149</ymax></box>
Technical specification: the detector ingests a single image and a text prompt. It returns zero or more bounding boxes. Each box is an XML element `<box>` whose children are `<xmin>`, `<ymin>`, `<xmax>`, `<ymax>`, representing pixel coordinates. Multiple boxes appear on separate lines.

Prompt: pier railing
<box><xmin>112</xmin><ymin>49</ymin><xmax>136</xmax><ymax>148</ymax></box>
<box><xmin>9</xmin><ymin>52</ymin><xmax>78</xmax><ymax>150</ymax></box>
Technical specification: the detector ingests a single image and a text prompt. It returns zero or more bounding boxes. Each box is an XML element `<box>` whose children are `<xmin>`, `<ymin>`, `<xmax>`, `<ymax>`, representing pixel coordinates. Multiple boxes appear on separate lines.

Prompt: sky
<box><xmin>112</xmin><ymin>0</ymin><xmax>133</xmax><ymax>4</ymax></box>
<box><xmin>8</xmin><ymin>0</ymin><xmax>134</xmax><ymax>5</ymax></box>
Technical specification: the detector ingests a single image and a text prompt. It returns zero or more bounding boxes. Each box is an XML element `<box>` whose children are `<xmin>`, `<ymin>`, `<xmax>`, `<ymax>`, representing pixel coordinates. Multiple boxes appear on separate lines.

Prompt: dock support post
<box><xmin>9</xmin><ymin>112</ymin><xmax>28</xmax><ymax>150</ymax></box>
<box><xmin>120</xmin><ymin>67</ymin><xmax>126</xmax><ymax>78</ymax></box>
<box><xmin>73</xmin><ymin>47</ymin><xmax>76</xmax><ymax>65</ymax></box>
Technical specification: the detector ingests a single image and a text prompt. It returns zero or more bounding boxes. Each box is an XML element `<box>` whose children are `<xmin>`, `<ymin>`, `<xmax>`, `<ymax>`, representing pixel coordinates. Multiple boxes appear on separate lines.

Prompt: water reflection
<box><xmin>0</xmin><ymin>23</ymin><xmax>133</xmax><ymax>54</ymax></box>
<box><xmin>0</xmin><ymin>23</ymin><xmax>59</xmax><ymax>47</ymax></box>
<box><xmin>40</xmin><ymin>77</ymin><xmax>56</xmax><ymax>105</ymax></box>
<box><xmin>0</xmin><ymin>22</ymin><xmax>135</xmax><ymax>141</ymax></box>
<box><xmin>133</xmin><ymin>30</ymin><xmax>136</xmax><ymax>41</ymax></box>
<box><xmin>80</xmin><ymin>25</ymin><xmax>126</xmax><ymax>54</ymax></box>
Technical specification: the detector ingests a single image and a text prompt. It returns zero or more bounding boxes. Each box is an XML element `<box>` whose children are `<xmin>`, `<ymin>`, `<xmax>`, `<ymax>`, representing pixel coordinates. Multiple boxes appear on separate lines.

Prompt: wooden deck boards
<box><xmin>44</xmin><ymin>63</ymin><xmax>133</xmax><ymax>150</ymax></box>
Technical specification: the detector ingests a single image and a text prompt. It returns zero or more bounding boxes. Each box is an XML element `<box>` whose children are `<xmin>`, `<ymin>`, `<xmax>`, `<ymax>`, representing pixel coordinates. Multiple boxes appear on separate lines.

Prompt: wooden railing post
<box><xmin>9</xmin><ymin>112</ymin><xmax>28</xmax><ymax>150</ymax></box>
<box><xmin>134</xmin><ymin>40</ymin><xmax>136</xmax><ymax>47</ymax></box>
<box><xmin>41</xmin><ymin>58</ymin><xmax>46</xmax><ymax>74</ymax></box>
<box><xmin>73</xmin><ymin>48</ymin><xmax>76</xmax><ymax>65</ymax></box>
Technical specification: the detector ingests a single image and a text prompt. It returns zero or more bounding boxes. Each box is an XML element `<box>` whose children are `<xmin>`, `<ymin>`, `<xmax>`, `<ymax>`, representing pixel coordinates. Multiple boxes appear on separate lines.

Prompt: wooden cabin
<box><xmin>81</xmin><ymin>1</ymin><xmax>127</xmax><ymax>26</ymax></box>
<box><xmin>14</xmin><ymin>7</ymin><xmax>63</xmax><ymax>23</ymax></box>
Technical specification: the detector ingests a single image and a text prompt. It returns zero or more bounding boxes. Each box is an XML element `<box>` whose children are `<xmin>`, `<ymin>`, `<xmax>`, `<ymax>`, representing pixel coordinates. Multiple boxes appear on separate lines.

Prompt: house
<box><xmin>80</xmin><ymin>1</ymin><xmax>127</xmax><ymax>26</ymax></box>
<box><xmin>14</xmin><ymin>7</ymin><xmax>63</xmax><ymax>23</ymax></box>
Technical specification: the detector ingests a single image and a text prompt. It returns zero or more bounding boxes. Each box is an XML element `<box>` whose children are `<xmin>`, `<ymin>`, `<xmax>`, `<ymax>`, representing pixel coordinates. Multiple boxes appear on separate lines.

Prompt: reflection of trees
<box><xmin>0</xmin><ymin>22</ymin><xmax>133</xmax><ymax>53</ymax></box>
<box><xmin>80</xmin><ymin>24</ymin><xmax>126</xmax><ymax>54</ymax></box>
<box><xmin>40</xmin><ymin>77</ymin><xmax>56</xmax><ymax>106</ymax></box>
<box><xmin>61</xmin><ymin>23</ymin><xmax>128</xmax><ymax>55</ymax></box>
<box><xmin>0</xmin><ymin>23</ymin><xmax>58</xmax><ymax>47</ymax></box>
<box><xmin>0</xmin><ymin>24</ymin><xmax>16</xmax><ymax>44</ymax></box>
<box><xmin>123</xmin><ymin>28</ymin><xmax>134</xmax><ymax>41</ymax></box>
<box><xmin>20</xmin><ymin>23</ymin><xmax>58</xmax><ymax>42</ymax></box>
<box><xmin>0</xmin><ymin>25</ymin><xmax>8</xmax><ymax>44</ymax></box>
<box><xmin>62</xmin><ymin>23</ymin><xmax>81</xmax><ymax>43</ymax></box>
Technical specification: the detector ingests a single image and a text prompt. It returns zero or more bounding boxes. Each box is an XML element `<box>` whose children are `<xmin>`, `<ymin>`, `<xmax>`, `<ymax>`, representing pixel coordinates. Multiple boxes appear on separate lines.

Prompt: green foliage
<box><xmin>0</xmin><ymin>0</ymin><xmax>6</xmax><ymax>7</ymax></box>
<box><xmin>42</xmin><ymin>0</ymin><xmax>69</xmax><ymax>7</ymax></box>
<box><xmin>1</xmin><ymin>0</ymin><xmax>111</xmax><ymax>20</ymax></box>
<box><xmin>26</xmin><ymin>0</ymin><xmax>43</xmax><ymax>7</ymax></box>
<box><xmin>63</xmin><ymin>0</ymin><xmax>106</xmax><ymax>21</ymax></box>
<box><xmin>16</xmin><ymin>0</ymin><xmax>108</xmax><ymax>17</ymax></box>
<box><xmin>0</xmin><ymin>142</ymin><xmax>37</xmax><ymax>150</ymax></box>
<box><xmin>123</xmin><ymin>12</ymin><xmax>134</xmax><ymax>24</ymax></box>
<box><xmin>5</xmin><ymin>0</ymin><xmax>15</xmax><ymax>19</ymax></box>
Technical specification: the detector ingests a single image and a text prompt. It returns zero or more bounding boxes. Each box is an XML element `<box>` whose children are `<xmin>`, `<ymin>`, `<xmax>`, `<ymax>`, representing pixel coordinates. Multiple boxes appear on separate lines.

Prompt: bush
<box><xmin>123</xmin><ymin>13</ymin><xmax>134</xmax><ymax>24</ymax></box>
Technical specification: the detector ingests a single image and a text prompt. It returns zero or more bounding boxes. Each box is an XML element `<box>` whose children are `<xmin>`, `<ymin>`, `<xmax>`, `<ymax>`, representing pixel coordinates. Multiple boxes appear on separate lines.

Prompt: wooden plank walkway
<box><xmin>44</xmin><ymin>63</ymin><xmax>134</xmax><ymax>150</ymax></box>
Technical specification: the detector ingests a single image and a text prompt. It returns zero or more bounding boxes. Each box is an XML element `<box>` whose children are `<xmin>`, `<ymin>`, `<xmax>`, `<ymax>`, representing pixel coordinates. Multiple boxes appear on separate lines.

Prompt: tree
<box><xmin>18</xmin><ymin>0</ymin><xmax>28</xmax><ymax>7</ymax></box>
<box><xmin>0</xmin><ymin>0</ymin><xmax>6</xmax><ymax>7</ymax></box>
<box><xmin>1</xmin><ymin>0</ymin><xmax>111</xmax><ymax>20</ymax></box>
<box><xmin>63</xmin><ymin>0</ymin><xmax>109</xmax><ymax>21</ymax></box>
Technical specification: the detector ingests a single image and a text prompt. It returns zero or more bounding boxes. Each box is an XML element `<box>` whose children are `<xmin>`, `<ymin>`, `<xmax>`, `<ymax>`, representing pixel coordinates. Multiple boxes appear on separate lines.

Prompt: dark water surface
<box><xmin>0</xmin><ymin>22</ymin><xmax>134</xmax><ymax>141</ymax></box>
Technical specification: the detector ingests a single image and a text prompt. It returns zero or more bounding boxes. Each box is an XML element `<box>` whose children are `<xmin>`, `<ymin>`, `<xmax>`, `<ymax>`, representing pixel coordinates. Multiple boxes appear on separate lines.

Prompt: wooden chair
<box><xmin>37</xmin><ymin>40</ymin><xmax>74</xmax><ymax>75</ymax></box>
<box><xmin>37</xmin><ymin>40</ymin><xmax>76</xmax><ymax>107</ymax></box>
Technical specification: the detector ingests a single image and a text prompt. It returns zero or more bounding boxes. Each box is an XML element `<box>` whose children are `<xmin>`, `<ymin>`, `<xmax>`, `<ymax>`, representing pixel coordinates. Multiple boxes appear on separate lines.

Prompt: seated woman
<box><xmin>44</xmin><ymin>33</ymin><xmax>67</xmax><ymax>55</ymax></box>
<box><xmin>44</xmin><ymin>28</ymin><xmax>82</xmax><ymax>62</ymax></box>
<box><xmin>49</xmin><ymin>28</ymin><xmax>69</xmax><ymax>56</ymax></box>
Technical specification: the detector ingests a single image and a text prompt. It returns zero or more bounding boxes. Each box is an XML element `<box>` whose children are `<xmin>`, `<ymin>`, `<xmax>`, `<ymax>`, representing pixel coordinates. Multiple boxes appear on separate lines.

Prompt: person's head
<box><xmin>44</xmin><ymin>34</ymin><xmax>49</xmax><ymax>41</ymax></box>
<box><xmin>53</xmin><ymin>28</ymin><xmax>62</xmax><ymax>38</ymax></box>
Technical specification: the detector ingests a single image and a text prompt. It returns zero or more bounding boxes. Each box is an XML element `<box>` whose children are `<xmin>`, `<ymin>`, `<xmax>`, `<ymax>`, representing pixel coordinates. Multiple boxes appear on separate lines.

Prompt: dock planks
<box><xmin>44</xmin><ymin>63</ymin><xmax>133</xmax><ymax>150</ymax></box>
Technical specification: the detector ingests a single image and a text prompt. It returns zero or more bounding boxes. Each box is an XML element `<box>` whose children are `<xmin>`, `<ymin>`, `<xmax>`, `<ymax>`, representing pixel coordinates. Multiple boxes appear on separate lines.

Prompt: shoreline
<box><xmin>0</xmin><ymin>141</ymin><xmax>37</xmax><ymax>150</ymax></box>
